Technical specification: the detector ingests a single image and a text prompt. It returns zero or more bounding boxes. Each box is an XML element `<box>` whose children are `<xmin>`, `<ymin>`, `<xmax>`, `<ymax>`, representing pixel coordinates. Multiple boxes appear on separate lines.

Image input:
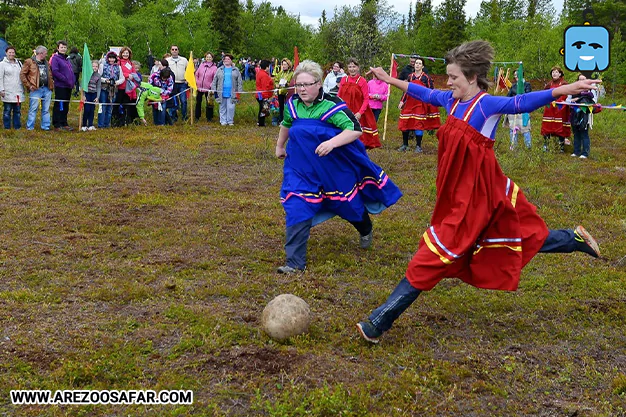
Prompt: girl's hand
<box><xmin>315</xmin><ymin>140</ymin><xmax>335</xmax><ymax>157</ymax></box>
<box><xmin>276</xmin><ymin>145</ymin><xmax>286</xmax><ymax>159</ymax></box>
<box><xmin>354</xmin><ymin>112</ymin><xmax>361</xmax><ymax>120</ymax></box>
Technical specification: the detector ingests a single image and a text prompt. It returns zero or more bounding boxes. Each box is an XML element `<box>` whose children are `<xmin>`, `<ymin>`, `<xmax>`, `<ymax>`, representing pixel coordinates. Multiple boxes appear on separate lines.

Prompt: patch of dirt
<box><xmin>200</xmin><ymin>346</ymin><xmax>305</xmax><ymax>375</ymax></box>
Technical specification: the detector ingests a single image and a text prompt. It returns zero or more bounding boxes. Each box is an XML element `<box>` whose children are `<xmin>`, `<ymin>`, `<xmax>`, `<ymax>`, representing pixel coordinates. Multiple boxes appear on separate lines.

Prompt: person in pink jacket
<box><xmin>195</xmin><ymin>51</ymin><xmax>218</xmax><ymax>122</ymax></box>
<box><xmin>367</xmin><ymin>76</ymin><xmax>388</xmax><ymax>122</ymax></box>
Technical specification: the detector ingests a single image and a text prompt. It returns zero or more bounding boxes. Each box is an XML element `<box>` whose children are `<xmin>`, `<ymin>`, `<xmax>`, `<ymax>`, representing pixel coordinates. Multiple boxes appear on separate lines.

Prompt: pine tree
<box><xmin>435</xmin><ymin>0</ymin><xmax>467</xmax><ymax>54</ymax></box>
<box><xmin>208</xmin><ymin>0</ymin><xmax>242</xmax><ymax>54</ymax></box>
<box><xmin>527</xmin><ymin>0</ymin><xmax>553</xmax><ymax>19</ymax></box>
<box><xmin>414</xmin><ymin>0</ymin><xmax>433</xmax><ymax>30</ymax></box>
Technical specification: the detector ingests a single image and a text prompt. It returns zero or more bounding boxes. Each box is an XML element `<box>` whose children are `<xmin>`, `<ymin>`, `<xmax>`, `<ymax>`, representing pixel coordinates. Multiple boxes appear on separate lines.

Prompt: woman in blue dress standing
<box><xmin>275</xmin><ymin>60</ymin><xmax>403</xmax><ymax>274</ymax></box>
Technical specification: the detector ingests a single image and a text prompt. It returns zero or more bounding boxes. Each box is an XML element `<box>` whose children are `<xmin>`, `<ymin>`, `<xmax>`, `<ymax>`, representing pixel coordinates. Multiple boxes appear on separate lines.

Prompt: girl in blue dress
<box><xmin>275</xmin><ymin>60</ymin><xmax>402</xmax><ymax>274</ymax></box>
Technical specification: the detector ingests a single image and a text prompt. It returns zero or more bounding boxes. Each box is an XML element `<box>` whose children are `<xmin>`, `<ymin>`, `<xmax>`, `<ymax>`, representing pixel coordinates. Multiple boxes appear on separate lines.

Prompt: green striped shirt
<box><xmin>281</xmin><ymin>90</ymin><xmax>362</xmax><ymax>132</ymax></box>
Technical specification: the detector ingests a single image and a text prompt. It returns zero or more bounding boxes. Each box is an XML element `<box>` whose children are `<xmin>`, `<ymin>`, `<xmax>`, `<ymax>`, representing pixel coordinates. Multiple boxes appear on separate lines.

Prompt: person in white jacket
<box><xmin>166</xmin><ymin>45</ymin><xmax>189</xmax><ymax>122</ymax></box>
<box><xmin>0</xmin><ymin>46</ymin><xmax>24</xmax><ymax>129</ymax></box>
<box><xmin>322</xmin><ymin>62</ymin><xmax>346</xmax><ymax>97</ymax></box>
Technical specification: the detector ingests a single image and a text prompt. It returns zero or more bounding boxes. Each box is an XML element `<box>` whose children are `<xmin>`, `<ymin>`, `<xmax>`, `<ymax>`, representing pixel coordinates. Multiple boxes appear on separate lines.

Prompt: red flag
<box><xmin>390</xmin><ymin>56</ymin><xmax>398</xmax><ymax>78</ymax></box>
<box><xmin>498</xmin><ymin>74</ymin><xmax>507</xmax><ymax>90</ymax></box>
<box><xmin>293</xmin><ymin>46</ymin><xmax>299</xmax><ymax>69</ymax></box>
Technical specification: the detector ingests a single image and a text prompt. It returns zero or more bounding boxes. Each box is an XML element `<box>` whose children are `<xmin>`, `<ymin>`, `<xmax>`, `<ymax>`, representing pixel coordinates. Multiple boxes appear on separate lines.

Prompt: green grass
<box><xmin>0</xmin><ymin>97</ymin><xmax>625</xmax><ymax>416</ymax></box>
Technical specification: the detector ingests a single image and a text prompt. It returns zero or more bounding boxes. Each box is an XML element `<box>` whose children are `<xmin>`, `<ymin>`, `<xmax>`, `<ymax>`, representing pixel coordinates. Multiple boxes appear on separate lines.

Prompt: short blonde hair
<box><xmin>293</xmin><ymin>60</ymin><xmax>323</xmax><ymax>83</ymax></box>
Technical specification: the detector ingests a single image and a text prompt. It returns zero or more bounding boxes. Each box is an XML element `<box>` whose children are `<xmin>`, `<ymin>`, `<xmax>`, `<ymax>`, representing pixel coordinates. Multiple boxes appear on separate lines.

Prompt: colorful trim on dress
<box><xmin>287</xmin><ymin>96</ymin><xmax>298</xmax><ymax>120</ymax></box>
<box><xmin>281</xmin><ymin>170</ymin><xmax>390</xmax><ymax>204</ymax></box>
<box><xmin>423</xmin><ymin>225</ymin><xmax>461</xmax><ymax>265</ymax></box>
<box><xmin>320</xmin><ymin>103</ymin><xmax>349</xmax><ymax>122</ymax></box>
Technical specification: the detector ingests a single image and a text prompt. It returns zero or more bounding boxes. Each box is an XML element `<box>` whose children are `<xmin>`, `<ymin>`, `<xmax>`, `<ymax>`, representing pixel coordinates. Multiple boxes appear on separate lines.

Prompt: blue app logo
<box><xmin>564</xmin><ymin>24</ymin><xmax>610</xmax><ymax>72</ymax></box>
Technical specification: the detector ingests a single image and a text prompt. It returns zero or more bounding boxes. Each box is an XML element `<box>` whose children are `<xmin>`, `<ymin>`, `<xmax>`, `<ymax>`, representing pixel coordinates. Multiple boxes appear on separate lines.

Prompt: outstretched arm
<box><xmin>369</xmin><ymin>67</ymin><xmax>409</xmax><ymax>93</ymax></box>
<box><xmin>552</xmin><ymin>79</ymin><xmax>601</xmax><ymax>98</ymax></box>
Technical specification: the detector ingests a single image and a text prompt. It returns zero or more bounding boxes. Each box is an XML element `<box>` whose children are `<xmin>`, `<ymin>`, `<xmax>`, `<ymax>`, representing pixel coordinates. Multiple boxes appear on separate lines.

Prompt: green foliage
<box><xmin>124</xmin><ymin>0</ymin><xmax>217</xmax><ymax>60</ymax></box>
<box><xmin>6</xmin><ymin>0</ymin><xmax>126</xmax><ymax>59</ymax></box>
<box><xmin>565</xmin><ymin>0</ymin><xmax>626</xmax><ymax>36</ymax></box>
<box><xmin>3</xmin><ymin>0</ymin><xmax>626</xmax><ymax>87</ymax></box>
<box><xmin>209</xmin><ymin>0</ymin><xmax>242</xmax><ymax>54</ymax></box>
<box><xmin>239</xmin><ymin>1</ymin><xmax>311</xmax><ymax>60</ymax></box>
<box><xmin>309</xmin><ymin>0</ymin><xmax>399</xmax><ymax>67</ymax></box>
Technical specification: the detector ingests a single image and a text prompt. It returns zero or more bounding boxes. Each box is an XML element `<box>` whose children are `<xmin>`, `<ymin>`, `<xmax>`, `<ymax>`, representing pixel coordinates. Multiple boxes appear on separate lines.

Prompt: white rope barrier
<box><xmin>22</xmin><ymin>85</ymin><xmax>297</xmax><ymax>107</ymax></box>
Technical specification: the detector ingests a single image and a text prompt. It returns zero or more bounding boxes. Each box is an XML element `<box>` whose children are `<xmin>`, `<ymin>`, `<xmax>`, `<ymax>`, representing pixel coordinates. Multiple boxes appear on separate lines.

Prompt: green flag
<box><xmin>81</xmin><ymin>43</ymin><xmax>93</xmax><ymax>93</ymax></box>
<box><xmin>516</xmin><ymin>63</ymin><xmax>524</xmax><ymax>95</ymax></box>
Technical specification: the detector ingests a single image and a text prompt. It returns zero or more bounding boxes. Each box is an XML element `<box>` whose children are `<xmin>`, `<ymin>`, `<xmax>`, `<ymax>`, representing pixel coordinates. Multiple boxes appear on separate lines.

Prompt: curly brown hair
<box><xmin>444</xmin><ymin>40</ymin><xmax>494</xmax><ymax>91</ymax></box>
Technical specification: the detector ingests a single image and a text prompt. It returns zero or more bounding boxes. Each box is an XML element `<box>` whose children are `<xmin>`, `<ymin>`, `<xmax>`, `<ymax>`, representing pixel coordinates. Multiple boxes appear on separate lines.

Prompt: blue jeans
<box><xmin>3</xmin><ymin>102</ymin><xmax>21</xmax><ymax>129</ymax></box>
<box><xmin>367</xmin><ymin>228</ymin><xmax>587</xmax><ymax>334</ymax></box>
<box><xmin>97</xmin><ymin>90</ymin><xmax>113</xmax><ymax>128</ymax></box>
<box><xmin>27</xmin><ymin>87</ymin><xmax>52</xmax><ymax>130</ymax></box>
<box><xmin>152</xmin><ymin>105</ymin><xmax>165</xmax><ymax>125</ymax></box>
<box><xmin>510</xmin><ymin>130</ymin><xmax>531</xmax><ymax>148</ymax></box>
<box><xmin>169</xmin><ymin>83</ymin><xmax>188</xmax><ymax>121</ymax></box>
<box><xmin>572</xmin><ymin>127</ymin><xmax>590</xmax><ymax>157</ymax></box>
<box><xmin>82</xmin><ymin>92</ymin><xmax>97</xmax><ymax>127</ymax></box>
<box><xmin>372</xmin><ymin>108</ymin><xmax>382</xmax><ymax>122</ymax></box>
<box><xmin>284</xmin><ymin>213</ymin><xmax>372</xmax><ymax>270</ymax></box>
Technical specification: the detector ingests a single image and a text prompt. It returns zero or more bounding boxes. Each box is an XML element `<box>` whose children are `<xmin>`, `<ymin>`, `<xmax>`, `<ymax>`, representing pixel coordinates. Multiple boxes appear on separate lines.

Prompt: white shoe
<box><xmin>80</xmin><ymin>126</ymin><xmax>87</xmax><ymax>132</ymax></box>
<box><xmin>87</xmin><ymin>126</ymin><xmax>96</xmax><ymax>131</ymax></box>
<box><xmin>579</xmin><ymin>155</ymin><xmax>587</xmax><ymax>159</ymax></box>
<box><xmin>571</xmin><ymin>153</ymin><xmax>578</xmax><ymax>157</ymax></box>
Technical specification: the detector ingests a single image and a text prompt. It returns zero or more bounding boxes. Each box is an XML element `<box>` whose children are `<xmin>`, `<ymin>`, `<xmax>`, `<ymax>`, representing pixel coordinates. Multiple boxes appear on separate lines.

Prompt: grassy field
<box><xmin>0</xmin><ymin>94</ymin><xmax>625</xmax><ymax>416</ymax></box>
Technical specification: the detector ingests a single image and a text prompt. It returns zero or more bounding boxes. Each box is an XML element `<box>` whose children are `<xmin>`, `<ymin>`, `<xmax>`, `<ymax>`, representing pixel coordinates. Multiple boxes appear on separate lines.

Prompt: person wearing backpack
<box><xmin>567</xmin><ymin>74</ymin><xmax>598</xmax><ymax>159</ymax></box>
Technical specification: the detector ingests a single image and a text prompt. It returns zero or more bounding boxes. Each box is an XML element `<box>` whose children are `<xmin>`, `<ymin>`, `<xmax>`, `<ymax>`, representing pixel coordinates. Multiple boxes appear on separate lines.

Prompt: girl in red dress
<box><xmin>397</xmin><ymin>57</ymin><xmax>441</xmax><ymax>152</ymax></box>
<box><xmin>338</xmin><ymin>58</ymin><xmax>381</xmax><ymax>149</ymax></box>
<box><xmin>357</xmin><ymin>41</ymin><xmax>601</xmax><ymax>344</ymax></box>
<box><xmin>541</xmin><ymin>66</ymin><xmax>571</xmax><ymax>152</ymax></box>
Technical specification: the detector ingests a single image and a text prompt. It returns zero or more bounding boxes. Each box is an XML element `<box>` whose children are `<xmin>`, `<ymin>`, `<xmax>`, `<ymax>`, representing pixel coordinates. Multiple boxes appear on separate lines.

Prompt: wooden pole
<box><xmin>190</xmin><ymin>87</ymin><xmax>194</xmax><ymax>125</ymax></box>
<box><xmin>381</xmin><ymin>53</ymin><xmax>394</xmax><ymax>142</ymax></box>
<box><xmin>78</xmin><ymin>90</ymin><xmax>84</xmax><ymax>130</ymax></box>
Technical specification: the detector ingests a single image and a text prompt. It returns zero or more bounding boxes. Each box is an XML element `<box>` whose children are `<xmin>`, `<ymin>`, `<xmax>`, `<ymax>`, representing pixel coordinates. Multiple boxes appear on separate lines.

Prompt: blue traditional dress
<box><xmin>280</xmin><ymin>92</ymin><xmax>402</xmax><ymax>228</ymax></box>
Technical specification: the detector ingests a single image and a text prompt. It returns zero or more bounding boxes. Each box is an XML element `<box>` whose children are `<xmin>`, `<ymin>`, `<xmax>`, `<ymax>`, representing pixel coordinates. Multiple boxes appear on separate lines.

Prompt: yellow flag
<box><xmin>185</xmin><ymin>51</ymin><xmax>197</xmax><ymax>90</ymax></box>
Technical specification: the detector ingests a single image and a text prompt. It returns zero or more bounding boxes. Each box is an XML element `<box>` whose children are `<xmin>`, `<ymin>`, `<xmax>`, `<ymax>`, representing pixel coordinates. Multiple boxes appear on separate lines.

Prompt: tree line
<box><xmin>1</xmin><ymin>0</ymin><xmax>624</xmax><ymax>88</ymax></box>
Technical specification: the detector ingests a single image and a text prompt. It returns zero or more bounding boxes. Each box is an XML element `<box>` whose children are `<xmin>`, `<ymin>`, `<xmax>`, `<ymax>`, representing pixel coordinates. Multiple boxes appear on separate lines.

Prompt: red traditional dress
<box><xmin>406</xmin><ymin>92</ymin><xmax>549</xmax><ymax>292</ymax></box>
<box><xmin>398</xmin><ymin>72</ymin><xmax>441</xmax><ymax>131</ymax></box>
<box><xmin>338</xmin><ymin>75</ymin><xmax>381</xmax><ymax>149</ymax></box>
<box><xmin>541</xmin><ymin>78</ymin><xmax>571</xmax><ymax>137</ymax></box>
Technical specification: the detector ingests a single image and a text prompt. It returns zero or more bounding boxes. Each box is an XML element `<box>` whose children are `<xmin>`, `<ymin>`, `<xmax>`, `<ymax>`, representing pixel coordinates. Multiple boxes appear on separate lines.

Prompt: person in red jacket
<box><xmin>255</xmin><ymin>60</ymin><xmax>274</xmax><ymax>127</ymax></box>
<box><xmin>541</xmin><ymin>66</ymin><xmax>571</xmax><ymax>152</ymax></box>
<box><xmin>338</xmin><ymin>58</ymin><xmax>381</xmax><ymax>149</ymax></box>
<box><xmin>113</xmin><ymin>46</ymin><xmax>138</xmax><ymax>127</ymax></box>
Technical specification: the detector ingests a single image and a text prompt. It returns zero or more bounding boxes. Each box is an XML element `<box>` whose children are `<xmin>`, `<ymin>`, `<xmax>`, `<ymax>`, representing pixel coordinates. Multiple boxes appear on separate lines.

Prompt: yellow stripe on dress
<box><xmin>423</xmin><ymin>232</ymin><xmax>453</xmax><ymax>265</ymax></box>
<box><xmin>511</xmin><ymin>183</ymin><xmax>519</xmax><ymax>207</ymax></box>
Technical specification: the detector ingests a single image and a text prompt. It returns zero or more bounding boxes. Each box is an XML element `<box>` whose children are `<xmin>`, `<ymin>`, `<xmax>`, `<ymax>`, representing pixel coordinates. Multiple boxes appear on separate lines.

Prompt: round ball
<box><xmin>261</xmin><ymin>294</ymin><xmax>311</xmax><ymax>342</ymax></box>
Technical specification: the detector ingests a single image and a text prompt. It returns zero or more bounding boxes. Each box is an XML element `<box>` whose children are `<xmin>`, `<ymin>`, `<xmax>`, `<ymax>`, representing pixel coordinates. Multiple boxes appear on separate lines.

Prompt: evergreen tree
<box><xmin>527</xmin><ymin>0</ymin><xmax>554</xmax><ymax>19</ymax></box>
<box><xmin>209</xmin><ymin>0</ymin><xmax>242</xmax><ymax>54</ymax></box>
<box><xmin>414</xmin><ymin>0</ymin><xmax>433</xmax><ymax>30</ymax></box>
<box><xmin>435</xmin><ymin>0</ymin><xmax>467</xmax><ymax>55</ymax></box>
